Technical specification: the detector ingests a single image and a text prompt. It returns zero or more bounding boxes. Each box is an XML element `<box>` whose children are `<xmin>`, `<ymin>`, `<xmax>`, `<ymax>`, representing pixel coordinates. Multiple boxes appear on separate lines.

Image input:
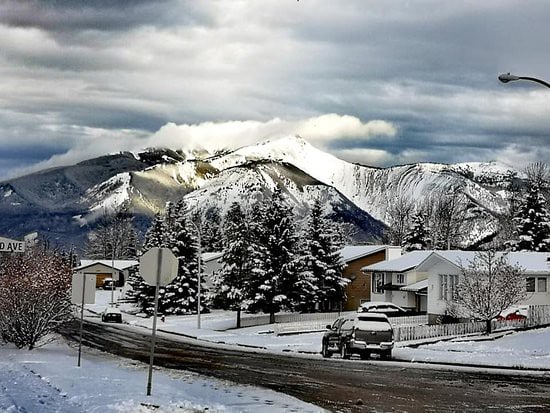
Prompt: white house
<box><xmin>74</xmin><ymin>260</ymin><xmax>139</xmax><ymax>288</ymax></box>
<box><xmin>202</xmin><ymin>252</ymin><xmax>223</xmax><ymax>290</ymax></box>
<box><xmin>362</xmin><ymin>250</ymin><xmax>433</xmax><ymax>312</ymax></box>
<box><xmin>416</xmin><ymin>251</ymin><xmax>550</xmax><ymax>322</ymax></box>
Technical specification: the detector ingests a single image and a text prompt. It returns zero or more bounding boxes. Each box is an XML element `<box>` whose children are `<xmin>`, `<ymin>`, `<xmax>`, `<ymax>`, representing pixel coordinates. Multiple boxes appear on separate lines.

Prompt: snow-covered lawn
<box><xmin>0</xmin><ymin>339</ymin><xmax>325</xmax><ymax>412</ymax></box>
<box><xmin>393</xmin><ymin>328</ymin><xmax>550</xmax><ymax>369</ymax></box>
<box><xmin>89</xmin><ymin>290</ymin><xmax>550</xmax><ymax>371</ymax></box>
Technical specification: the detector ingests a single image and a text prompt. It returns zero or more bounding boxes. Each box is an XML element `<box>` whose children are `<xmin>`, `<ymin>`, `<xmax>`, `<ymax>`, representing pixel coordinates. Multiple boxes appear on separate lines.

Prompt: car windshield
<box><xmin>357</xmin><ymin>315</ymin><xmax>387</xmax><ymax>322</ymax></box>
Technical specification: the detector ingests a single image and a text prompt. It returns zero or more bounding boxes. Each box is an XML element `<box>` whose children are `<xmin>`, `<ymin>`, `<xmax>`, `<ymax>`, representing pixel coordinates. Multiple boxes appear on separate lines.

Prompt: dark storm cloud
<box><xmin>0</xmin><ymin>0</ymin><xmax>549</xmax><ymax>179</ymax></box>
<box><xmin>0</xmin><ymin>0</ymin><xmax>209</xmax><ymax>33</ymax></box>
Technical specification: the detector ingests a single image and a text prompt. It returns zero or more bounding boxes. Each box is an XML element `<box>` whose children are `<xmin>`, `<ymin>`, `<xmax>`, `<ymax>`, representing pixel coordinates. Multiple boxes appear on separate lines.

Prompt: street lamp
<box><xmin>498</xmin><ymin>73</ymin><xmax>550</xmax><ymax>89</ymax></box>
<box><xmin>188</xmin><ymin>220</ymin><xmax>202</xmax><ymax>329</ymax></box>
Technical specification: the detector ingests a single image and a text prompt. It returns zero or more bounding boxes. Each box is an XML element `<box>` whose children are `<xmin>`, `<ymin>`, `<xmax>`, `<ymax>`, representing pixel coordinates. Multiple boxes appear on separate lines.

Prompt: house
<box><xmin>362</xmin><ymin>250</ymin><xmax>432</xmax><ymax>313</ymax></box>
<box><xmin>201</xmin><ymin>252</ymin><xmax>223</xmax><ymax>291</ymax></box>
<box><xmin>74</xmin><ymin>260</ymin><xmax>139</xmax><ymax>288</ymax></box>
<box><xmin>340</xmin><ymin>245</ymin><xmax>401</xmax><ymax>311</ymax></box>
<box><xmin>417</xmin><ymin>251</ymin><xmax>550</xmax><ymax>323</ymax></box>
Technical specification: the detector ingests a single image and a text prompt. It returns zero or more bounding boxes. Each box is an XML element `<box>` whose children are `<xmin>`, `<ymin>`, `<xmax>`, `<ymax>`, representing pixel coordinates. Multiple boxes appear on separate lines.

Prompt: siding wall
<box><xmin>343</xmin><ymin>250</ymin><xmax>387</xmax><ymax>311</ymax></box>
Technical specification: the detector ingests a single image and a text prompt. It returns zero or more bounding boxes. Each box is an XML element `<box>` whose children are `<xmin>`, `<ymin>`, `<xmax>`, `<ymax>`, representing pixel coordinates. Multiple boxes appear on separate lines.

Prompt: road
<box><xmin>62</xmin><ymin>320</ymin><xmax>550</xmax><ymax>413</ymax></box>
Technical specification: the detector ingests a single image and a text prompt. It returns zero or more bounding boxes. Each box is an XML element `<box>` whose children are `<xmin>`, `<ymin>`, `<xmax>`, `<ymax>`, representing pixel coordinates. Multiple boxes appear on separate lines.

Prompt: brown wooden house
<box><xmin>341</xmin><ymin>245</ymin><xmax>402</xmax><ymax>311</ymax></box>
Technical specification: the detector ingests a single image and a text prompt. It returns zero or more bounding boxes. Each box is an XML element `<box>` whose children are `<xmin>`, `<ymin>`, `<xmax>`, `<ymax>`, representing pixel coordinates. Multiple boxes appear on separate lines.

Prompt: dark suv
<box><xmin>321</xmin><ymin>313</ymin><xmax>394</xmax><ymax>360</ymax></box>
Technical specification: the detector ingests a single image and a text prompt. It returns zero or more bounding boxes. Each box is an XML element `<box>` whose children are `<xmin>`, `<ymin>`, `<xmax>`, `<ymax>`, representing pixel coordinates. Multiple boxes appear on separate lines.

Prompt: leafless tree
<box><xmin>446</xmin><ymin>250</ymin><xmax>527</xmax><ymax>334</ymax></box>
<box><xmin>0</xmin><ymin>245</ymin><xmax>73</xmax><ymax>349</ymax></box>
<box><xmin>430</xmin><ymin>187</ymin><xmax>468</xmax><ymax>249</ymax></box>
<box><xmin>384</xmin><ymin>194</ymin><xmax>415</xmax><ymax>246</ymax></box>
<box><xmin>85</xmin><ymin>204</ymin><xmax>140</xmax><ymax>259</ymax></box>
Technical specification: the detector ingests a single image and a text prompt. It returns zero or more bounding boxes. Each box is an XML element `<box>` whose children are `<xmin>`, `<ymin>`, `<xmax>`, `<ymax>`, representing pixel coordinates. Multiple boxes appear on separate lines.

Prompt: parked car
<box><xmin>497</xmin><ymin>306</ymin><xmax>528</xmax><ymax>321</ymax></box>
<box><xmin>101</xmin><ymin>307</ymin><xmax>122</xmax><ymax>323</ymax></box>
<box><xmin>358</xmin><ymin>301</ymin><xmax>409</xmax><ymax>317</ymax></box>
<box><xmin>102</xmin><ymin>278</ymin><xmax>116</xmax><ymax>290</ymax></box>
<box><xmin>321</xmin><ymin>313</ymin><xmax>394</xmax><ymax>360</ymax></box>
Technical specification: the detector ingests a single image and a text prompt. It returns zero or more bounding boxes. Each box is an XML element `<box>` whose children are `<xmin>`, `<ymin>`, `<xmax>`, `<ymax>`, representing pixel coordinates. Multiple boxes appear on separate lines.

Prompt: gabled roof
<box><xmin>362</xmin><ymin>250</ymin><xmax>433</xmax><ymax>273</ymax></box>
<box><xmin>340</xmin><ymin>245</ymin><xmax>399</xmax><ymax>263</ymax></box>
<box><xmin>75</xmin><ymin>259</ymin><xmax>138</xmax><ymax>271</ymax></box>
<box><xmin>422</xmin><ymin>251</ymin><xmax>550</xmax><ymax>273</ymax></box>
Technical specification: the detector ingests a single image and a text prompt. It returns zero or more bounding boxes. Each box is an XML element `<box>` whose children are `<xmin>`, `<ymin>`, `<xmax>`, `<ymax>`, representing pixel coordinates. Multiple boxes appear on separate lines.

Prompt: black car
<box><xmin>101</xmin><ymin>307</ymin><xmax>123</xmax><ymax>323</ymax></box>
<box><xmin>322</xmin><ymin>313</ymin><xmax>394</xmax><ymax>360</ymax></box>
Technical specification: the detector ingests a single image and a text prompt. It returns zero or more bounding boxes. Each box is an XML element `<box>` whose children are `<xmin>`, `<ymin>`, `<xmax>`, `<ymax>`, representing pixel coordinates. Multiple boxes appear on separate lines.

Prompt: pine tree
<box><xmin>511</xmin><ymin>182</ymin><xmax>550</xmax><ymax>252</ymax></box>
<box><xmin>159</xmin><ymin>199</ymin><xmax>205</xmax><ymax>315</ymax></box>
<box><xmin>247</xmin><ymin>188</ymin><xmax>298</xmax><ymax>323</ymax></box>
<box><xmin>127</xmin><ymin>213</ymin><xmax>163</xmax><ymax>314</ymax></box>
<box><xmin>297</xmin><ymin>198</ymin><xmax>347</xmax><ymax>312</ymax></box>
<box><xmin>214</xmin><ymin>202</ymin><xmax>254</xmax><ymax>327</ymax></box>
<box><xmin>402</xmin><ymin>211</ymin><xmax>429</xmax><ymax>251</ymax></box>
<box><xmin>200</xmin><ymin>206</ymin><xmax>223</xmax><ymax>252</ymax></box>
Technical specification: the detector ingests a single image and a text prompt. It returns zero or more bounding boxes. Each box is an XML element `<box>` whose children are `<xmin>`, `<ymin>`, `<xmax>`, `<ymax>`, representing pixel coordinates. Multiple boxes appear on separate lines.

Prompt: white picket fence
<box><xmin>241</xmin><ymin>311</ymin><xmax>356</xmax><ymax>329</ymax></box>
<box><xmin>273</xmin><ymin>313</ymin><xmax>428</xmax><ymax>336</ymax></box>
<box><xmin>394</xmin><ymin>305</ymin><xmax>550</xmax><ymax>343</ymax></box>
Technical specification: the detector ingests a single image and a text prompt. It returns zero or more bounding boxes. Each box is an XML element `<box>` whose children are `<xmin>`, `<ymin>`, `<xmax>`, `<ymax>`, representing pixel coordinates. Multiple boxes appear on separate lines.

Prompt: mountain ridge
<box><xmin>0</xmin><ymin>136</ymin><xmax>517</xmax><ymax>251</ymax></box>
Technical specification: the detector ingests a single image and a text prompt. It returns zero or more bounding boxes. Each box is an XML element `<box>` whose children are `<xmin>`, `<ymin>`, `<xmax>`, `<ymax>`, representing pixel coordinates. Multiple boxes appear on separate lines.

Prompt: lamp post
<box><xmin>498</xmin><ymin>73</ymin><xmax>550</xmax><ymax>89</ymax></box>
<box><xmin>188</xmin><ymin>220</ymin><xmax>202</xmax><ymax>329</ymax></box>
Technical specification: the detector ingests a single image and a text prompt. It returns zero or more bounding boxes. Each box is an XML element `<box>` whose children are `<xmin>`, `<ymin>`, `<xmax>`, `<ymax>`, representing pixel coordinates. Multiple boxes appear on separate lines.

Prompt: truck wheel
<box><xmin>380</xmin><ymin>350</ymin><xmax>392</xmax><ymax>360</ymax></box>
<box><xmin>341</xmin><ymin>343</ymin><xmax>351</xmax><ymax>359</ymax></box>
<box><xmin>360</xmin><ymin>351</ymin><xmax>370</xmax><ymax>360</ymax></box>
<box><xmin>321</xmin><ymin>343</ymin><xmax>332</xmax><ymax>358</ymax></box>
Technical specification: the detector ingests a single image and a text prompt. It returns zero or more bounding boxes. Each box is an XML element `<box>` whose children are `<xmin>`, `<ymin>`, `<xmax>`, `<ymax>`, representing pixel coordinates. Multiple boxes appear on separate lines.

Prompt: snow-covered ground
<box><xmin>88</xmin><ymin>290</ymin><xmax>550</xmax><ymax>371</ymax></box>
<box><xmin>6</xmin><ymin>290</ymin><xmax>548</xmax><ymax>412</ymax></box>
<box><xmin>0</xmin><ymin>338</ymin><xmax>325</xmax><ymax>413</ymax></box>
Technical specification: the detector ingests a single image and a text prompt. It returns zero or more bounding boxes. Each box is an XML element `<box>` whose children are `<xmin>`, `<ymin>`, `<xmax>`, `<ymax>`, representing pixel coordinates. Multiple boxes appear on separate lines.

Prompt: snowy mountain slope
<box><xmin>0</xmin><ymin>136</ymin><xmax>519</xmax><ymax>250</ymax></box>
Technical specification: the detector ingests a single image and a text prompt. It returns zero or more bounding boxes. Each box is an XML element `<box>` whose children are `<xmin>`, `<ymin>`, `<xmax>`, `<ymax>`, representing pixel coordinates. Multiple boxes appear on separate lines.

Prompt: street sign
<box><xmin>71</xmin><ymin>274</ymin><xmax>96</xmax><ymax>305</ymax></box>
<box><xmin>0</xmin><ymin>236</ymin><xmax>25</xmax><ymax>253</ymax></box>
<box><xmin>140</xmin><ymin>248</ymin><xmax>178</xmax><ymax>286</ymax></box>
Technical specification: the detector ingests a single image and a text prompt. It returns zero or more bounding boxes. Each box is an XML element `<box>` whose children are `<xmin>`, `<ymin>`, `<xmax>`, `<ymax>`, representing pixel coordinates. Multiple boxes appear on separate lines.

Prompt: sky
<box><xmin>1</xmin><ymin>0</ymin><xmax>549</xmax><ymax>180</ymax></box>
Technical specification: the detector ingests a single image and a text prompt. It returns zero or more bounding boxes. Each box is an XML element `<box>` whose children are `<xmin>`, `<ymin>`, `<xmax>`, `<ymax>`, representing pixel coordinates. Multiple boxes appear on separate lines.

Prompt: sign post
<box><xmin>139</xmin><ymin>247</ymin><xmax>178</xmax><ymax>396</ymax></box>
<box><xmin>71</xmin><ymin>273</ymin><xmax>96</xmax><ymax>367</ymax></box>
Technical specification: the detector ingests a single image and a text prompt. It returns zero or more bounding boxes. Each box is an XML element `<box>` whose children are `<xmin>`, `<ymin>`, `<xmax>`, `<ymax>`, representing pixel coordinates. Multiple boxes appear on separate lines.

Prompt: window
<box><xmin>526</xmin><ymin>277</ymin><xmax>535</xmax><ymax>293</ymax></box>
<box><xmin>372</xmin><ymin>273</ymin><xmax>385</xmax><ymax>294</ymax></box>
<box><xmin>439</xmin><ymin>274</ymin><xmax>458</xmax><ymax>300</ymax></box>
<box><xmin>396</xmin><ymin>273</ymin><xmax>405</xmax><ymax>284</ymax></box>
<box><xmin>537</xmin><ymin>277</ymin><xmax>547</xmax><ymax>293</ymax></box>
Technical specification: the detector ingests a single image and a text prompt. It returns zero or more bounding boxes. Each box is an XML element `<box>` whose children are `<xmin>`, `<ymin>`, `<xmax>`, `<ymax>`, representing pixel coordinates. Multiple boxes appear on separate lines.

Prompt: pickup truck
<box><xmin>321</xmin><ymin>312</ymin><xmax>394</xmax><ymax>360</ymax></box>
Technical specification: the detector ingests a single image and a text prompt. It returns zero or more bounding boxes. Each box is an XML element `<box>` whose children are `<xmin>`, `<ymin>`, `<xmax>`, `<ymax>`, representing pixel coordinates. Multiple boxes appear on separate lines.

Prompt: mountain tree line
<box><xmin>384</xmin><ymin>162</ymin><xmax>550</xmax><ymax>253</ymax></box>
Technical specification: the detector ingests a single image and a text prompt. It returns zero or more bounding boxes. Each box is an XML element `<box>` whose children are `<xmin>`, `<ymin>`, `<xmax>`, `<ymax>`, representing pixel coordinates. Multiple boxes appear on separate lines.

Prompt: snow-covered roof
<box><xmin>400</xmin><ymin>279</ymin><xmax>428</xmax><ymax>292</ymax></box>
<box><xmin>362</xmin><ymin>250</ymin><xmax>433</xmax><ymax>272</ymax></box>
<box><xmin>76</xmin><ymin>259</ymin><xmax>138</xmax><ymax>271</ymax></box>
<box><xmin>431</xmin><ymin>251</ymin><xmax>550</xmax><ymax>273</ymax></box>
<box><xmin>202</xmin><ymin>252</ymin><xmax>223</xmax><ymax>262</ymax></box>
<box><xmin>340</xmin><ymin>245</ymin><xmax>398</xmax><ymax>262</ymax></box>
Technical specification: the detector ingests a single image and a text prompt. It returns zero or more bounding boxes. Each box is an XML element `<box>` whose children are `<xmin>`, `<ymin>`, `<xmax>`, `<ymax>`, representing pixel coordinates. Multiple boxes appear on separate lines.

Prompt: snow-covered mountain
<box><xmin>0</xmin><ymin>136</ymin><xmax>518</xmax><ymax>251</ymax></box>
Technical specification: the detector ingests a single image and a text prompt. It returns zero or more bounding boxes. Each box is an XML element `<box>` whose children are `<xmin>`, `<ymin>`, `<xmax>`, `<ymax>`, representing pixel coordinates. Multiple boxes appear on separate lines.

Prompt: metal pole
<box><xmin>146</xmin><ymin>248</ymin><xmax>163</xmax><ymax>396</ymax></box>
<box><xmin>111</xmin><ymin>247</ymin><xmax>115</xmax><ymax>306</ymax></box>
<box><xmin>77</xmin><ymin>274</ymin><xmax>86</xmax><ymax>367</ymax></box>
<box><xmin>197</xmin><ymin>227</ymin><xmax>201</xmax><ymax>329</ymax></box>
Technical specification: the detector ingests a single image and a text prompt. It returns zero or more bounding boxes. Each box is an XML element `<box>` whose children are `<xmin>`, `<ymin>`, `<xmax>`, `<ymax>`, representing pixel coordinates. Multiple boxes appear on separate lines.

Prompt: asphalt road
<box><xmin>62</xmin><ymin>320</ymin><xmax>550</xmax><ymax>413</ymax></box>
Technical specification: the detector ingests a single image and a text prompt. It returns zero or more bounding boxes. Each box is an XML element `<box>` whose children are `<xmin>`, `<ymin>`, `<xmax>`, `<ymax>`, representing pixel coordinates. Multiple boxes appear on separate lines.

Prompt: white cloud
<box><xmin>145</xmin><ymin>114</ymin><xmax>396</xmax><ymax>152</ymax></box>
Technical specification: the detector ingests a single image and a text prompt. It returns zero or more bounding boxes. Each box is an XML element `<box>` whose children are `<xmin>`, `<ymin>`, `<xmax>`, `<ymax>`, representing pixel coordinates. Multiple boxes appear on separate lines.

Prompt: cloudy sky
<box><xmin>1</xmin><ymin>0</ymin><xmax>549</xmax><ymax>180</ymax></box>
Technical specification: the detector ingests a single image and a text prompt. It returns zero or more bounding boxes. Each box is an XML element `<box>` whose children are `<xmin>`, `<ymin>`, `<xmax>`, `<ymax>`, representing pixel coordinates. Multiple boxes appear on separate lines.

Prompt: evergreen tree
<box><xmin>159</xmin><ymin>199</ymin><xmax>206</xmax><ymax>315</ymax></box>
<box><xmin>511</xmin><ymin>182</ymin><xmax>550</xmax><ymax>252</ymax></box>
<box><xmin>297</xmin><ymin>198</ymin><xmax>347</xmax><ymax>312</ymax></box>
<box><xmin>200</xmin><ymin>206</ymin><xmax>223</xmax><ymax>252</ymax></box>
<box><xmin>247</xmin><ymin>188</ymin><xmax>298</xmax><ymax>323</ymax></box>
<box><xmin>402</xmin><ymin>211</ymin><xmax>429</xmax><ymax>251</ymax></box>
<box><xmin>127</xmin><ymin>213</ymin><xmax>163</xmax><ymax>314</ymax></box>
<box><xmin>214</xmin><ymin>202</ymin><xmax>254</xmax><ymax>327</ymax></box>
